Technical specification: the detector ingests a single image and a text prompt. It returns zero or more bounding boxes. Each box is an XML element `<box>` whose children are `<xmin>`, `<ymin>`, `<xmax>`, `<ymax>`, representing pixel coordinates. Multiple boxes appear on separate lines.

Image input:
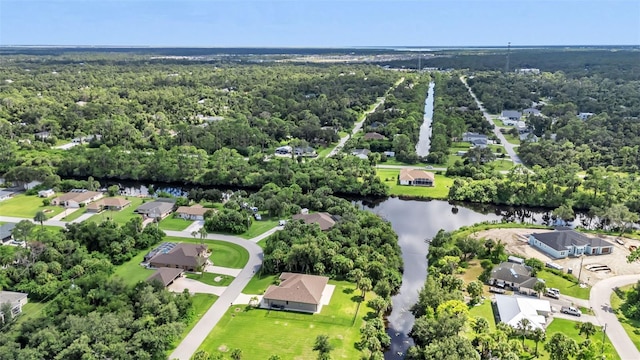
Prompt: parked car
<box><xmin>250</xmin><ymin>207</ymin><xmax>259</xmax><ymax>213</ymax></box>
<box><xmin>278</xmin><ymin>220</ymin><xmax>287</xmax><ymax>226</ymax></box>
<box><xmin>489</xmin><ymin>286</ymin><xmax>506</xmax><ymax>294</ymax></box>
<box><xmin>561</xmin><ymin>306</ymin><xmax>582</xmax><ymax>317</ymax></box>
<box><xmin>544</xmin><ymin>290</ymin><xmax>559</xmax><ymax>299</ymax></box>
<box><xmin>254</xmin><ymin>213</ymin><xmax>262</xmax><ymax>221</ymax></box>
<box><xmin>548</xmin><ymin>288</ymin><xmax>560</xmax><ymax>296</ymax></box>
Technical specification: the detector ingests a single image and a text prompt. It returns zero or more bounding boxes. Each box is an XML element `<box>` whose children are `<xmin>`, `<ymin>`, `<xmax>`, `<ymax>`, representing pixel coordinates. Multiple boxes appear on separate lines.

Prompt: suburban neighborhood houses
<box><xmin>398</xmin><ymin>168</ymin><xmax>435</xmax><ymax>186</ymax></box>
<box><xmin>147</xmin><ymin>243</ymin><xmax>209</xmax><ymax>272</ymax></box>
<box><xmin>51</xmin><ymin>189</ymin><xmax>103</xmax><ymax>208</ymax></box>
<box><xmin>262</xmin><ymin>272</ymin><xmax>333</xmax><ymax>313</ymax></box>
<box><xmin>529</xmin><ymin>229</ymin><xmax>614</xmax><ymax>258</ymax></box>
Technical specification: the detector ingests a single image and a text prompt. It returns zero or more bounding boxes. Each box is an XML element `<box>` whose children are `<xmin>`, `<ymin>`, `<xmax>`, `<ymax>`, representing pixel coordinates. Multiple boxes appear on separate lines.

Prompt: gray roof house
<box><xmin>523</xmin><ymin>108</ymin><xmax>541</xmax><ymax>116</ymax></box>
<box><xmin>0</xmin><ymin>291</ymin><xmax>28</xmax><ymax>321</ymax></box>
<box><xmin>146</xmin><ymin>267</ymin><xmax>184</xmax><ymax>287</ymax></box>
<box><xmin>0</xmin><ymin>222</ymin><xmax>17</xmax><ymax>242</ymax></box>
<box><xmin>489</xmin><ymin>262</ymin><xmax>540</xmax><ymax>296</ymax></box>
<box><xmin>529</xmin><ymin>230</ymin><xmax>614</xmax><ymax>259</ymax></box>
<box><xmin>351</xmin><ymin>149</ymin><xmax>371</xmax><ymax>160</ymax></box>
<box><xmin>0</xmin><ymin>188</ymin><xmax>21</xmax><ymax>201</ymax></box>
<box><xmin>292</xmin><ymin>212</ymin><xmax>339</xmax><ymax>231</ymax></box>
<box><xmin>501</xmin><ymin>110</ymin><xmax>522</xmax><ymax>121</ymax></box>
<box><xmin>462</xmin><ymin>132</ymin><xmax>488</xmax><ymax>144</ymax></box>
<box><xmin>262</xmin><ymin>273</ymin><xmax>330</xmax><ymax>313</ymax></box>
<box><xmin>135</xmin><ymin>198</ymin><xmax>176</xmax><ymax>219</ymax></box>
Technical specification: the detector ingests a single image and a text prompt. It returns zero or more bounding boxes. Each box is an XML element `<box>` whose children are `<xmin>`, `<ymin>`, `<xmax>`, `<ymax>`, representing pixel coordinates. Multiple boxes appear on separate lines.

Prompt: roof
<box><xmin>531</xmin><ymin>230</ymin><xmax>613</xmax><ymax>251</ymax></box>
<box><xmin>463</xmin><ymin>132</ymin><xmax>488</xmax><ymax>140</ymax></box>
<box><xmin>0</xmin><ymin>222</ymin><xmax>16</xmax><ymax>239</ymax></box>
<box><xmin>54</xmin><ymin>190</ymin><xmax>102</xmax><ymax>204</ymax></box>
<box><xmin>523</xmin><ymin>108</ymin><xmax>541</xmax><ymax>115</ymax></box>
<box><xmin>399</xmin><ymin>169</ymin><xmax>435</xmax><ymax>182</ymax></box>
<box><xmin>502</xmin><ymin>110</ymin><xmax>522</xmax><ymax>118</ymax></box>
<box><xmin>351</xmin><ymin>149</ymin><xmax>370</xmax><ymax>157</ymax></box>
<box><xmin>0</xmin><ymin>188</ymin><xmax>20</xmax><ymax>198</ymax></box>
<box><xmin>292</xmin><ymin>212</ymin><xmax>337</xmax><ymax>231</ymax></box>
<box><xmin>263</xmin><ymin>273</ymin><xmax>329</xmax><ymax>305</ymax></box>
<box><xmin>495</xmin><ymin>295</ymin><xmax>550</xmax><ymax>330</ymax></box>
<box><xmin>176</xmin><ymin>204</ymin><xmax>209</xmax><ymax>216</ymax></box>
<box><xmin>0</xmin><ymin>291</ymin><xmax>28</xmax><ymax>305</ymax></box>
<box><xmin>86</xmin><ymin>197</ymin><xmax>131</xmax><ymax>210</ymax></box>
<box><xmin>146</xmin><ymin>267</ymin><xmax>184</xmax><ymax>287</ymax></box>
<box><xmin>136</xmin><ymin>199</ymin><xmax>176</xmax><ymax>215</ymax></box>
<box><xmin>149</xmin><ymin>243</ymin><xmax>208</xmax><ymax>268</ymax></box>
<box><xmin>363</xmin><ymin>132</ymin><xmax>386</xmax><ymax>140</ymax></box>
<box><xmin>491</xmin><ymin>262</ymin><xmax>533</xmax><ymax>285</ymax></box>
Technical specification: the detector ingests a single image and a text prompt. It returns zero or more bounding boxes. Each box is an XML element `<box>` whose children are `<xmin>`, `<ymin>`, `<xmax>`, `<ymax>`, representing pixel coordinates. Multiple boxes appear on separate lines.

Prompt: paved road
<box><xmin>590</xmin><ymin>274</ymin><xmax>640</xmax><ymax>360</ymax></box>
<box><xmin>460</xmin><ymin>76</ymin><xmax>523</xmax><ymax>165</ymax></box>
<box><xmin>326</xmin><ymin>77</ymin><xmax>405</xmax><ymax>158</ymax></box>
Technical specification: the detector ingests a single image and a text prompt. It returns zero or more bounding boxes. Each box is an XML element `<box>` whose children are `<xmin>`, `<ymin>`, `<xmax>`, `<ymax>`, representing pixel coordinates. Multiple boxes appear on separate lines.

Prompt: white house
<box><xmin>578</xmin><ymin>112</ymin><xmax>594</xmax><ymax>121</ymax></box>
<box><xmin>495</xmin><ymin>294</ymin><xmax>550</xmax><ymax>331</ymax></box>
<box><xmin>51</xmin><ymin>189</ymin><xmax>103</xmax><ymax>208</ymax></box>
<box><xmin>0</xmin><ymin>291</ymin><xmax>28</xmax><ymax>322</ymax></box>
<box><xmin>38</xmin><ymin>189</ymin><xmax>55</xmax><ymax>198</ymax></box>
<box><xmin>528</xmin><ymin>230</ymin><xmax>614</xmax><ymax>259</ymax></box>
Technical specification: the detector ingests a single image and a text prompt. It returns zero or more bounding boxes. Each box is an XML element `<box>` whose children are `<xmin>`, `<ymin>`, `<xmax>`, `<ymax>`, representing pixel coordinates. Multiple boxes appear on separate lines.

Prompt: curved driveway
<box><xmin>590</xmin><ymin>274</ymin><xmax>640</xmax><ymax>360</ymax></box>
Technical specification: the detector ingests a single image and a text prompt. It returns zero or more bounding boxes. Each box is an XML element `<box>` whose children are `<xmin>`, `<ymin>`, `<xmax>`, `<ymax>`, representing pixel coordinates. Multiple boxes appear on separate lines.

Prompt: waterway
<box><xmin>415</xmin><ymin>82</ymin><xmax>435</xmax><ymax>157</ymax></box>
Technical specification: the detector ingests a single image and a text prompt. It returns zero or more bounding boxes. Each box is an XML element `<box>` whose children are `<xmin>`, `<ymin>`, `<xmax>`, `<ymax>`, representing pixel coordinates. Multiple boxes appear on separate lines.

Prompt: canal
<box><xmin>415</xmin><ymin>82</ymin><xmax>435</xmax><ymax>157</ymax></box>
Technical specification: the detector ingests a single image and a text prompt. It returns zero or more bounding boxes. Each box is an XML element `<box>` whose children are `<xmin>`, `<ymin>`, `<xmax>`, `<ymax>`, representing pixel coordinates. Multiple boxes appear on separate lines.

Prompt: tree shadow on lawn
<box><xmin>342</xmin><ymin>287</ymin><xmax>355</xmax><ymax>295</ymax></box>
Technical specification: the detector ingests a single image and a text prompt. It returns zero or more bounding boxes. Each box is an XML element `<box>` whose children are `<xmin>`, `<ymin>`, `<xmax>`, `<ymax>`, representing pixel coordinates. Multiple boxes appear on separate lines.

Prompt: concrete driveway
<box><xmin>204</xmin><ymin>265</ymin><xmax>241</xmax><ymax>277</ymax></box>
<box><xmin>168</xmin><ymin>277</ymin><xmax>226</xmax><ymax>296</ymax></box>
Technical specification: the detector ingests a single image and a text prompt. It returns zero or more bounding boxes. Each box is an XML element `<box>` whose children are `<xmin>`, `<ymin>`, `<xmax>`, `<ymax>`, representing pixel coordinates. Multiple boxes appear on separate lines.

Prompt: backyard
<box><xmin>376</xmin><ymin>168</ymin><xmax>453</xmax><ymax>199</ymax></box>
<box><xmin>197</xmin><ymin>280</ymin><xmax>373</xmax><ymax>359</ymax></box>
<box><xmin>468</xmin><ymin>300</ymin><xmax>497</xmax><ymax>331</ymax></box>
<box><xmin>536</xmin><ymin>270</ymin><xmax>591</xmax><ymax>300</ymax></box>
<box><xmin>0</xmin><ymin>194</ymin><xmax>64</xmax><ymax>218</ymax></box>
<box><xmin>159</xmin><ymin>216</ymin><xmax>191</xmax><ymax>231</ymax></box>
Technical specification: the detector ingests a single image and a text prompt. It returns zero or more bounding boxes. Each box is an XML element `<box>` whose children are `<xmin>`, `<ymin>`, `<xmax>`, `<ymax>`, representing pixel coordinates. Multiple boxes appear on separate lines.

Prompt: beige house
<box><xmin>86</xmin><ymin>197</ymin><xmax>132</xmax><ymax>213</ymax></box>
<box><xmin>146</xmin><ymin>267</ymin><xmax>184</xmax><ymax>287</ymax></box>
<box><xmin>51</xmin><ymin>189</ymin><xmax>103</xmax><ymax>208</ymax></box>
<box><xmin>291</xmin><ymin>212</ymin><xmax>338</xmax><ymax>231</ymax></box>
<box><xmin>149</xmin><ymin>243</ymin><xmax>208</xmax><ymax>271</ymax></box>
<box><xmin>399</xmin><ymin>169</ymin><xmax>435</xmax><ymax>187</ymax></box>
<box><xmin>263</xmin><ymin>273</ymin><xmax>329</xmax><ymax>313</ymax></box>
<box><xmin>175</xmin><ymin>204</ymin><xmax>210</xmax><ymax>221</ymax></box>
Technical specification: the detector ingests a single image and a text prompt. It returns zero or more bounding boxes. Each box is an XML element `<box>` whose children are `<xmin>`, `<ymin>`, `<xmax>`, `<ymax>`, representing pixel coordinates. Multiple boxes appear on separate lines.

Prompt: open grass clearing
<box><xmin>198</xmin><ymin>280</ymin><xmax>372</xmax><ymax>359</ymax></box>
<box><xmin>537</xmin><ymin>269</ymin><xmax>590</xmax><ymax>300</ymax></box>
<box><xmin>0</xmin><ymin>194</ymin><xmax>64</xmax><ymax>218</ymax></box>
<box><xmin>610</xmin><ymin>285</ymin><xmax>640</xmax><ymax>352</ymax></box>
<box><xmin>13</xmin><ymin>301</ymin><xmax>47</xmax><ymax>325</ymax></box>
<box><xmin>112</xmin><ymin>248</ymin><xmax>156</xmax><ymax>286</ymax></box>
<box><xmin>377</xmin><ymin>168</ymin><xmax>453</xmax><ymax>199</ymax></box>
<box><xmin>503</xmin><ymin>133</ymin><xmax>521</xmax><ymax>145</ymax></box>
<box><xmin>158</xmin><ymin>216</ymin><xmax>191</xmax><ymax>231</ymax></box>
<box><xmin>489</xmin><ymin>159</ymin><xmax>515</xmax><ymax>171</ymax></box>
<box><xmin>186</xmin><ymin>272</ymin><xmax>234</xmax><ymax>287</ymax></box>
<box><xmin>240</xmin><ymin>215</ymin><xmax>279</xmax><ymax>239</ymax></box>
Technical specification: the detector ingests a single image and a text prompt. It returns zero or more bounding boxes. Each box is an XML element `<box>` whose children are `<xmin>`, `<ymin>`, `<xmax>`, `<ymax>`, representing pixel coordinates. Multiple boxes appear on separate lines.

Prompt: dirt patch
<box><xmin>218</xmin><ymin>345</ymin><xmax>228</xmax><ymax>352</ymax></box>
<box><xmin>471</xmin><ymin>228</ymin><xmax>640</xmax><ymax>286</ymax></box>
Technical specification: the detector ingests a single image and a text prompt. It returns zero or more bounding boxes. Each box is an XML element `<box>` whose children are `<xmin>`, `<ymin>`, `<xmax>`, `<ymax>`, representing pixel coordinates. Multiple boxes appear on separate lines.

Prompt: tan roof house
<box><xmin>175</xmin><ymin>204</ymin><xmax>210</xmax><ymax>221</ymax></box>
<box><xmin>146</xmin><ymin>267</ymin><xmax>184</xmax><ymax>287</ymax></box>
<box><xmin>363</xmin><ymin>132</ymin><xmax>386</xmax><ymax>140</ymax></box>
<box><xmin>51</xmin><ymin>189</ymin><xmax>103</xmax><ymax>208</ymax></box>
<box><xmin>263</xmin><ymin>273</ymin><xmax>330</xmax><ymax>313</ymax></box>
<box><xmin>86</xmin><ymin>197</ymin><xmax>132</xmax><ymax>213</ymax></box>
<box><xmin>149</xmin><ymin>243</ymin><xmax>208</xmax><ymax>271</ymax></box>
<box><xmin>399</xmin><ymin>169</ymin><xmax>435</xmax><ymax>187</ymax></box>
<box><xmin>291</xmin><ymin>212</ymin><xmax>338</xmax><ymax>231</ymax></box>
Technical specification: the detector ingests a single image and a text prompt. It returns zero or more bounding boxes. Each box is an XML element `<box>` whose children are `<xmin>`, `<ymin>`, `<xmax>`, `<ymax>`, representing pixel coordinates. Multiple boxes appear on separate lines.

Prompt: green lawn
<box><xmin>504</xmin><ymin>133</ymin><xmax>521</xmax><ymax>145</ymax></box>
<box><xmin>198</xmin><ymin>281</ymin><xmax>372</xmax><ymax>359</ymax></box>
<box><xmin>158</xmin><ymin>216</ymin><xmax>191</xmax><ymax>231</ymax></box>
<box><xmin>381</xmin><ymin>158</ymin><xmax>421</xmax><ymax>166</ymax></box>
<box><xmin>611</xmin><ymin>285</ymin><xmax>640</xmax><ymax>352</ymax></box>
<box><xmin>61</xmin><ymin>207</ymin><xmax>89</xmax><ymax>222</ymax></box>
<box><xmin>0</xmin><ymin>194</ymin><xmax>63</xmax><ymax>218</ymax></box>
<box><xmin>164</xmin><ymin>237</ymin><xmax>249</xmax><ymax>269</ymax></box>
<box><xmin>14</xmin><ymin>301</ymin><xmax>48</xmax><ymax>325</ymax></box>
<box><xmin>186</xmin><ymin>272</ymin><xmax>234</xmax><ymax>287</ymax></box>
<box><xmin>240</xmin><ymin>216</ymin><xmax>278</xmax><ymax>239</ymax></box>
<box><xmin>257</xmin><ymin>238</ymin><xmax>268</xmax><ymax>249</ymax></box>
<box><xmin>489</xmin><ymin>159</ymin><xmax>515</xmax><ymax>171</ymax></box>
<box><xmin>536</xmin><ymin>270</ymin><xmax>591</xmax><ymax>300</ymax></box>
<box><xmin>243</xmin><ymin>273</ymin><xmax>279</xmax><ymax>294</ymax></box>
<box><xmin>112</xmin><ymin>248</ymin><xmax>156</xmax><ymax>286</ymax></box>
<box><xmin>519</xmin><ymin>318</ymin><xmax>620</xmax><ymax>360</ymax></box>
<box><xmin>377</xmin><ymin>168</ymin><xmax>454</xmax><ymax>199</ymax></box>
<box><xmin>468</xmin><ymin>300</ymin><xmax>497</xmax><ymax>331</ymax></box>
<box><xmin>316</xmin><ymin>146</ymin><xmax>334</xmax><ymax>158</ymax></box>
<box><xmin>168</xmin><ymin>294</ymin><xmax>218</xmax><ymax>354</ymax></box>
<box><xmin>88</xmin><ymin>197</ymin><xmax>144</xmax><ymax>225</ymax></box>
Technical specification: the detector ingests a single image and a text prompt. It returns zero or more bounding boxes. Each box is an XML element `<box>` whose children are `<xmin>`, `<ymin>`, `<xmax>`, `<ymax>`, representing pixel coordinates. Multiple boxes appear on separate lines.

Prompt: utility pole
<box><xmin>418</xmin><ymin>54</ymin><xmax>421</xmax><ymax>72</ymax></box>
<box><xmin>577</xmin><ymin>255</ymin><xmax>585</xmax><ymax>284</ymax></box>
<box><xmin>505</xmin><ymin>42</ymin><xmax>511</xmax><ymax>73</ymax></box>
<box><xmin>600</xmin><ymin>323</ymin><xmax>607</xmax><ymax>356</ymax></box>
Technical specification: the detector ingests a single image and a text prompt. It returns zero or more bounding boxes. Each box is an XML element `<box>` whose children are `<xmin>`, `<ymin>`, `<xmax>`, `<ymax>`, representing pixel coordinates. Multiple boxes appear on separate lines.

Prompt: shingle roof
<box><xmin>0</xmin><ymin>291</ymin><xmax>28</xmax><ymax>305</ymax></box>
<box><xmin>491</xmin><ymin>262</ymin><xmax>533</xmax><ymax>285</ymax></box>
<box><xmin>146</xmin><ymin>267</ymin><xmax>184</xmax><ymax>287</ymax></box>
<box><xmin>531</xmin><ymin>230</ymin><xmax>613</xmax><ymax>251</ymax></box>
<box><xmin>0</xmin><ymin>222</ymin><xmax>16</xmax><ymax>240</ymax></box>
<box><xmin>136</xmin><ymin>199</ymin><xmax>176</xmax><ymax>215</ymax></box>
<box><xmin>292</xmin><ymin>212</ymin><xmax>337</xmax><ymax>231</ymax></box>
<box><xmin>363</xmin><ymin>132</ymin><xmax>386</xmax><ymax>140</ymax></box>
<box><xmin>399</xmin><ymin>169</ymin><xmax>435</xmax><ymax>182</ymax></box>
<box><xmin>149</xmin><ymin>243</ymin><xmax>208</xmax><ymax>268</ymax></box>
<box><xmin>502</xmin><ymin>110</ymin><xmax>522</xmax><ymax>118</ymax></box>
<box><xmin>86</xmin><ymin>197</ymin><xmax>131</xmax><ymax>210</ymax></box>
<box><xmin>263</xmin><ymin>273</ymin><xmax>329</xmax><ymax>305</ymax></box>
<box><xmin>176</xmin><ymin>204</ymin><xmax>210</xmax><ymax>216</ymax></box>
<box><xmin>54</xmin><ymin>190</ymin><xmax>102</xmax><ymax>204</ymax></box>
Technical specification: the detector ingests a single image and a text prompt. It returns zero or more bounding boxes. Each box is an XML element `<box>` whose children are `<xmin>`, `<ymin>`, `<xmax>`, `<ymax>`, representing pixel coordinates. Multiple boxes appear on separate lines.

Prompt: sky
<box><xmin>1</xmin><ymin>0</ymin><xmax>639</xmax><ymax>47</ymax></box>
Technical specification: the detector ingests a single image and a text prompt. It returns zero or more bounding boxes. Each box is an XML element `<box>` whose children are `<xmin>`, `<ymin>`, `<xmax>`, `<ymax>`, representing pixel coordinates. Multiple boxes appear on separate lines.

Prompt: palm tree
<box><xmin>517</xmin><ymin>318</ymin><xmax>531</xmax><ymax>346</ymax></box>
<box><xmin>198</xmin><ymin>227</ymin><xmax>208</xmax><ymax>245</ymax></box>
<box><xmin>33</xmin><ymin>210</ymin><xmax>47</xmax><ymax>229</ymax></box>
<box><xmin>578</xmin><ymin>321</ymin><xmax>597</xmax><ymax>339</ymax></box>
<box><xmin>472</xmin><ymin>316</ymin><xmax>490</xmax><ymax>334</ymax></box>
<box><xmin>533</xmin><ymin>280</ymin><xmax>547</xmax><ymax>298</ymax></box>
<box><xmin>531</xmin><ymin>328</ymin><xmax>546</xmax><ymax>357</ymax></box>
<box><xmin>191</xmin><ymin>230</ymin><xmax>198</xmax><ymax>240</ymax></box>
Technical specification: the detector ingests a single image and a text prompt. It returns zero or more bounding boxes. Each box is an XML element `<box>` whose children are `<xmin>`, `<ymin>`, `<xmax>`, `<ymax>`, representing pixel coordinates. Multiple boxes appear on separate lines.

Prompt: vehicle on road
<box><xmin>561</xmin><ymin>306</ymin><xmax>582</xmax><ymax>317</ymax></box>
<box><xmin>545</xmin><ymin>290</ymin><xmax>560</xmax><ymax>299</ymax></box>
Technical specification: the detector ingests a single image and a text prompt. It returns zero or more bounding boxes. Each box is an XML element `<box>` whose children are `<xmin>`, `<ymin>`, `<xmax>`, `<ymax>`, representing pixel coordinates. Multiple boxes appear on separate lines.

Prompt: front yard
<box><xmin>197</xmin><ymin>280</ymin><xmax>372</xmax><ymax>359</ymax></box>
<box><xmin>185</xmin><ymin>272</ymin><xmax>234</xmax><ymax>287</ymax></box>
<box><xmin>87</xmin><ymin>197</ymin><xmax>145</xmax><ymax>225</ymax></box>
<box><xmin>536</xmin><ymin>269</ymin><xmax>591</xmax><ymax>300</ymax></box>
<box><xmin>377</xmin><ymin>168</ymin><xmax>453</xmax><ymax>199</ymax></box>
<box><xmin>0</xmin><ymin>194</ymin><xmax>63</xmax><ymax>218</ymax></box>
<box><xmin>159</xmin><ymin>216</ymin><xmax>191</xmax><ymax>231</ymax></box>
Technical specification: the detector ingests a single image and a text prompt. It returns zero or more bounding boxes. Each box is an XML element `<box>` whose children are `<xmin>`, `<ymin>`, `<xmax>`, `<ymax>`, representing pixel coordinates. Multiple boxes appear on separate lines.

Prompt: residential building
<box><xmin>275</xmin><ymin>146</ymin><xmax>292</xmax><ymax>155</ymax></box>
<box><xmin>516</xmin><ymin>68</ymin><xmax>541</xmax><ymax>75</ymax></box>
<box><xmin>0</xmin><ymin>291</ymin><xmax>28</xmax><ymax>322</ymax></box>
<box><xmin>489</xmin><ymin>262</ymin><xmax>540</xmax><ymax>296</ymax></box>
<box><xmin>363</xmin><ymin>132</ymin><xmax>386</xmax><ymax>140</ymax></box>
<box><xmin>292</xmin><ymin>212</ymin><xmax>339</xmax><ymax>231</ymax></box>
<box><xmin>135</xmin><ymin>198</ymin><xmax>176</xmax><ymax>219</ymax></box>
<box><xmin>0</xmin><ymin>188</ymin><xmax>20</xmax><ymax>201</ymax></box>
<box><xmin>148</xmin><ymin>243</ymin><xmax>208</xmax><ymax>271</ymax></box>
<box><xmin>86</xmin><ymin>197</ymin><xmax>132</xmax><ymax>213</ymax></box>
<box><xmin>398</xmin><ymin>169</ymin><xmax>435</xmax><ymax>187</ymax></box>
<box><xmin>51</xmin><ymin>189</ymin><xmax>103</xmax><ymax>208</ymax></box>
<box><xmin>501</xmin><ymin>110</ymin><xmax>522</xmax><ymax>121</ymax></box>
<box><xmin>262</xmin><ymin>273</ymin><xmax>331</xmax><ymax>313</ymax></box>
<box><xmin>528</xmin><ymin>230</ymin><xmax>614</xmax><ymax>259</ymax></box>
<box><xmin>494</xmin><ymin>294</ymin><xmax>550</xmax><ymax>331</ymax></box>
<box><xmin>293</xmin><ymin>146</ymin><xmax>317</xmax><ymax>157</ymax></box>
<box><xmin>0</xmin><ymin>222</ymin><xmax>16</xmax><ymax>242</ymax></box>
<box><xmin>146</xmin><ymin>267</ymin><xmax>184</xmax><ymax>287</ymax></box>
<box><xmin>351</xmin><ymin>149</ymin><xmax>370</xmax><ymax>160</ymax></box>
<box><xmin>578</xmin><ymin>112</ymin><xmax>595</xmax><ymax>121</ymax></box>
<box><xmin>523</xmin><ymin>108</ymin><xmax>542</xmax><ymax>116</ymax></box>
<box><xmin>383</xmin><ymin>151</ymin><xmax>396</xmax><ymax>157</ymax></box>
<box><xmin>175</xmin><ymin>204</ymin><xmax>210</xmax><ymax>220</ymax></box>
<box><xmin>462</xmin><ymin>132</ymin><xmax>488</xmax><ymax>147</ymax></box>
<box><xmin>37</xmin><ymin>189</ymin><xmax>55</xmax><ymax>198</ymax></box>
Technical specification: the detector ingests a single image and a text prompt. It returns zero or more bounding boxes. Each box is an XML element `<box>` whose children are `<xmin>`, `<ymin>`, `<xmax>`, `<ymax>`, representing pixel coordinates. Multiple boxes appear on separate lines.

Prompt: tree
<box><xmin>107</xmin><ymin>185</ymin><xmax>120</xmax><ymax>197</ymax></box>
<box><xmin>367</xmin><ymin>297</ymin><xmax>390</xmax><ymax>317</ymax></box>
<box><xmin>533</xmin><ymin>280</ymin><xmax>547</xmax><ymax>298</ymax></box>
<box><xmin>517</xmin><ymin>318</ymin><xmax>531</xmax><ymax>346</ymax></box>
<box><xmin>13</xmin><ymin>220</ymin><xmax>35</xmax><ymax>243</ymax></box>
<box><xmin>313</xmin><ymin>334</ymin><xmax>333</xmax><ymax>360</ymax></box>
<box><xmin>531</xmin><ymin>327</ymin><xmax>546</xmax><ymax>357</ymax></box>
<box><xmin>359</xmin><ymin>278</ymin><xmax>373</xmax><ymax>302</ymax></box>
<box><xmin>34</xmin><ymin>210</ymin><xmax>47</xmax><ymax>229</ymax></box>
<box><xmin>191</xmin><ymin>350</ymin><xmax>211</xmax><ymax>360</ymax></box>
<box><xmin>544</xmin><ymin>332</ymin><xmax>578</xmax><ymax>360</ymax></box>
<box><xmin>525</xmin><ymin>257</ymin><xmax>544</xmax><ymax>276</ymax></box>
<box><xmin>471</xmin><ymin>316</ymin><xmax>489</xmax><ymax>334</ymax></box>
<box><xmin>577</xmin><ymin>322</ymin><xmax>597</xmax><ymax>339</ymax></box>
<box><xmin>191</xmin><ymin>231</ymin><xmax>198</xmax><ymax>240</ymax></box>
<box><xmin>198</xmin><ymin>226</ymin><xmax>208</xmax><ymax>245</ymax></box>
<box><xmin>553</xmin><ymin>203</ymin><xmax>575</xmax><ymax>224</ymax></box>
<box><xmin>230</xmin><ymin>348</ymin><xmax>243</xmax><ymax>360</ymax></box>
<box><xmin>466</xmin><ymin>281</ymin><xmax>483</xmax><ymax>303</ymax></box>
<box><xmin>268</xmin><ymin>356</ymin><xmax>282</xmax><ymax>360</ymax></box>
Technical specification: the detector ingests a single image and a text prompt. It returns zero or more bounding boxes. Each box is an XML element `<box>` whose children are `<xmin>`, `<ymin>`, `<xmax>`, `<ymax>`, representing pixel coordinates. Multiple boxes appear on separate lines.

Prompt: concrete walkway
<box><xmin>47</xmin><ymin>208</ymin><xmax>79</xmax><ymax>221</ymax></box>
<box><xmin>184</xmin><ymin>220</ymin><xmax>204</xmax><ymax>233</ymax></box>
<box><xmin>232</xmin><ymin>293</ymin><xmax>263</xmax><ymax>305</ymax></box>
<box><xmin>168</xmin><ymin>277</ymin><xmax>226</xmax><ymax>296</ymax></box>
<box><xmin>204</xmin><ymin>265</ymin><xmax>242</xmax><ymax>277</ymax></box>
<box><xmin>590</xmin><ymin>274</ymin><xmax>640</xmax><ymax>360</ymax></box>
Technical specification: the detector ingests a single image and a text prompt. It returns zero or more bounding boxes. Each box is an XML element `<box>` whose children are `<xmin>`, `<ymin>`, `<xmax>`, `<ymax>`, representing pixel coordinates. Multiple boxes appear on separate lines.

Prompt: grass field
<box><xmin>243</xmin><ymin>273</ymin><xmax>279</xmax><ymax>294</ymax></box>
<box><xmin>88</xmin><ymin>197</ymin><xmax>144</xmax><ymax>225</ymax></box>
<box><xmin>164</xmin><ymin>237</ymin><xmax>249</xmax><ymax>269</ymax></box>
<box><xmin>240</xmin><ymin>216</ymin><xmax>279</xmax><ymax>239</ymax></box>
<box><xmin>611</xmin><ymin>285</ymin><xmax>640</xmax><ymax>351</ymax></box>
<box><xmin>198</xmin><ymin>280</ymin><xmax>372</xmax><ymax>359</ymax></box>
<box><xmin>159</xmin><ymin>216</ymin><xmax>191</xmax><ymax>231</ymax></box>
<box><xmin>377</xmin><ymin>168</ymin><xmax>453</xmax><ymax>199</ymax></box>
<box><xmin>504</xmin><ymin>133</ymin><xmax>521</xmax><ymax>145</ymax></box>
<box><xmin>489</xmin><ymin>159</ymin><xmax>515</xmax><ymax>171</ymax></box>
<box><xmin>519</xmin><ymin>318</ymin><xmax>620</xmax><ymax>360</ymax></box>
<box><xmin>112</xmin><ymin>248</ymin><xmax>156</xmax><ymax>286</ymax></box>
<box><xmin>61</xmin><ymin>207</ymin><xmax>89</xmax><ymax>222</ymax></box>
<box><xmin>14</xmin><ymin>301</ymin><xmax>47</xmax><ymax>325</ymax></box>
<box><xmin>186</xmin><ymin>272</ymin><xmax>234</xmax><ymax>287</ymax></box>
<box><xmin>536</xmin><ymin>270</ymin><xmax>591</xmax><ymax>300</ymax></box>
<box><xmin>469</xmin><ymin>300</ymin><xmax>497</xmax><ymax>330</ymax></box>
<box><xmin>0</xmin><ymin>194</ymin><xmax>63</xmax><ymax>218</ymax></box>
